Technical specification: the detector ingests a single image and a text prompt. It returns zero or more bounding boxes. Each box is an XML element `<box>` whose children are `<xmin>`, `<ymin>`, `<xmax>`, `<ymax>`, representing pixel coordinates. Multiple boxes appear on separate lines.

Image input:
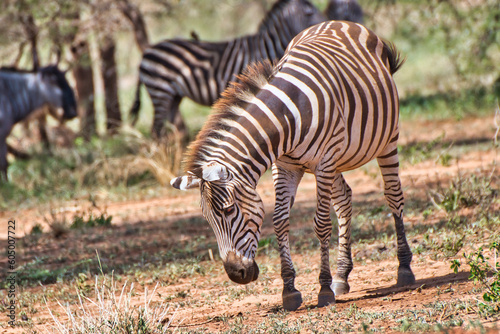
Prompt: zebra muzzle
<box><xmin>223</xmin><ymin>251</ymin><xmax>259</xmax><ymax>284</ymax></box>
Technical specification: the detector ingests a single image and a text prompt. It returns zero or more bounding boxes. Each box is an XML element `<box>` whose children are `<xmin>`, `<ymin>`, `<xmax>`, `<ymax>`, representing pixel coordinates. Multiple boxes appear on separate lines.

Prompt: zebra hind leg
<box><xmin>272</xmin><ymin>164</ymin><xmax>304</xmax><ymax>311</ymax></box>
<box><xmin>313</xmin><ymin>173</ymin><xmax>339</xmax><ymax>307</ymax></box>
<box><xmin>330</xmin><ymin>174</ymin><xmax>353</xmax><ymax>297</ymax></box>
<box><xmin>377</xmin><ymin>148</ymin><xmax>416</xmax><ymax>287</ymax></box>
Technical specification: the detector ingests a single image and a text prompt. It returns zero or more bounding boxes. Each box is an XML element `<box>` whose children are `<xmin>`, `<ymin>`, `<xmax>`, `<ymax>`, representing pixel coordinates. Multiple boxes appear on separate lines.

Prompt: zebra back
<box><xmin>185</xmin><ymin>21</ymin><xmax>404</xmax><ymax>184</ymax></box>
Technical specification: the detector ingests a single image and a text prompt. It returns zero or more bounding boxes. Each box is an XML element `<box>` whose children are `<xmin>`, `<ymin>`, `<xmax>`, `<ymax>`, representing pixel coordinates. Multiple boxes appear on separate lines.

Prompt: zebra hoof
<box><xmin>331</xmin><ymin>280</ymin><xmax>350</xmax><ymax>296</ymax></box>
<box><xmin>282</xmin><ymin>289</ymin><xmax>302</xmax><ymax>311</ymax></box>
<box><xmin>317</xmin><ymin>286</ymin><xmax>335</xmax><ymax>307</ymax></box>
<box><xmin>396</xmin><ymin>266</ymin><xmax>416</xmax><ymax>287</ymax></box>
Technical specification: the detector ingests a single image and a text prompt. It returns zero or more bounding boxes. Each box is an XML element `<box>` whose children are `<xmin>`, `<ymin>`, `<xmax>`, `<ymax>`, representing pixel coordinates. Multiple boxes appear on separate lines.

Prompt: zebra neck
<box><xmin>2</xmin><ymin>72</ymin><xmax>45</xmax><ymax>124</ymax></box>
<box><xmin>255</xmin><ymin>16</ymin><xmax>296</xmax><ymax>58</ymax></box>
<box><xmin>214</xmin><ymin>104</ymin><xmax>288</xmax><ymax>188</ymax></box>
<box><xmin>206</xmin><ymin>146</ymin><xmax>274</xmax><ymax>189</ymax></box>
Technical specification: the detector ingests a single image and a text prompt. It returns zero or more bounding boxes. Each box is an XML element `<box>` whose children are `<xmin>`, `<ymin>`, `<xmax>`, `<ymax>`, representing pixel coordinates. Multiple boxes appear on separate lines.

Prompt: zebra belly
<box><xmin>335</xmin><ymin>138</ymin><xmax>393</xmax><ymax>172</ymax></box>
<box><xmin>276</xmin><ymin>129</ymin><xmax>394</xmax><ymax>175</ymax></box>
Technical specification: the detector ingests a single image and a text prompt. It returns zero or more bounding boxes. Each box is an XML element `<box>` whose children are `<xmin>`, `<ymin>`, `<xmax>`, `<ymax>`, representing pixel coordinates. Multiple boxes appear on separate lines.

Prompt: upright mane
<box><xmin>185</xmin><ymin>60</ymin><xmax>275</xmax><ymax>176</ymax></box>
<box><xmin>0</xmin><ymin>65</ymin><xmax>62</xmax><ymax>75</ymax></box>
<box><xmin>0</xmin><ymin>66</ymin><xmax>34</xmax><ymax>74</ymax></box>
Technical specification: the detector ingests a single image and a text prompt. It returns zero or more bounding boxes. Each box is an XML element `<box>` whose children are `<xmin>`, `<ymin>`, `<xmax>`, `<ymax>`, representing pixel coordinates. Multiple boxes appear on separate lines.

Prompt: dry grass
<box><xmin>38</xmin><ymin>269</ymin><xmax>176</xmax><ymax>333</ymax></box>
<box><xmin>78</xmin><ymin>126</ymin><xmax>184</xmax><ymax>188</ymax></box>
<box><xmin>135</xmin><ymin>130</ymin><xmax>184</xmax><ymax>186</ymax></box>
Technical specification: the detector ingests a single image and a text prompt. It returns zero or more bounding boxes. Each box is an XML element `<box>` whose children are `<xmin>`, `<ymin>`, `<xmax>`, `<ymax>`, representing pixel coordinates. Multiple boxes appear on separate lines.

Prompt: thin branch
<box><xmin>494</xmin><ymin>102</ymin><xmax>499</xmax><ymax>146</ymax></box>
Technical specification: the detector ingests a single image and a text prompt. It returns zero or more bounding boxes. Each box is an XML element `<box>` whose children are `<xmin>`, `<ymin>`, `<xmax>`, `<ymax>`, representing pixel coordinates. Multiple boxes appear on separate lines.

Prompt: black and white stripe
<box><xmin>171</xmin><ymin>21</ymin><xmax>415</xmax><ymax>311</ymax></box>
<box><xmin>131</xmin><ymin>0</ymin><xmax>325</xmax><ymax>137</ymax></box>
<box><xmin>0</xmin><ymin>66</ymin><xmax>77</xmax><ymax>181</ymax></box>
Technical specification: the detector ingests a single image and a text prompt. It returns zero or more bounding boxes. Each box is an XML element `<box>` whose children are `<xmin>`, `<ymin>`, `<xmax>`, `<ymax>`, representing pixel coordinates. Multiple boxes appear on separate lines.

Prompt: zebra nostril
<box><xmin>224</xmin><ymin>252</ymin><xmax>257</xmax><ymax>284</ymax></box>
<box><xmin>239</xmin><ymin>268</ymin><xmax>246</xmax><ymax>279</ymax></box>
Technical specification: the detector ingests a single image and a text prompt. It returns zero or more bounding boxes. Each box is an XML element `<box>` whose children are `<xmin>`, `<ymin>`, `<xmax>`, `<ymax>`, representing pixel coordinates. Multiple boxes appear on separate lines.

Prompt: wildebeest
<box><xmin>0</xmin><ymin>65</ymin><xmax>77</xmax><ymax>181</ymax></box>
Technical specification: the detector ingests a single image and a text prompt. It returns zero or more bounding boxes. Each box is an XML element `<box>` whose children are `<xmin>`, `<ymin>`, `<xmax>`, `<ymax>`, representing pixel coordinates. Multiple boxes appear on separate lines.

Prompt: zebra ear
<box><xmin>170</xmin><ymin>174</ymin><xmax>201</xmax><ymax>190</ymax></box>
<box><xmin>202</xmin><ymin>162</ymin><xmax>229</xmax><ymax>182</ymax></box>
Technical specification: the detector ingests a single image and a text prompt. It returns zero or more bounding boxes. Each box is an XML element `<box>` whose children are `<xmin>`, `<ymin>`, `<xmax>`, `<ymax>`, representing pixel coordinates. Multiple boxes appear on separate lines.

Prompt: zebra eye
<box><xmin>224</xmin><ymin>205</ymin><xmax>235</xmax><ymax>215</ymax></box>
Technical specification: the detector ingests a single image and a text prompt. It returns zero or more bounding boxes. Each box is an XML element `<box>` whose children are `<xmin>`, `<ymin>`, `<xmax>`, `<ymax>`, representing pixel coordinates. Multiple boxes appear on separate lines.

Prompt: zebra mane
<box><xmin>0</xmin><ymin>66</ymin><xmax>34</xmax><ymax>73</ymax></box>
<box><xmin>185</xmin><ymin>60</ymin><xmax>275</xmax><ymax>176</ymax></box>
<box><xmin>0</xmin><ymin>65</ymin><xmax>62</xmax><ymax>75</ymax></box>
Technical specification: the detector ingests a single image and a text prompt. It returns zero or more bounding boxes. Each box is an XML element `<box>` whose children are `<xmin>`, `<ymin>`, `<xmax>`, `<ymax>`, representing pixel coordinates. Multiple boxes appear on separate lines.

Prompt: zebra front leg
<box><xmin>313</xmin><ymin>173</ymin><xmax>337</xmax><ymax>307</ymax></box>
<box><xmin>272</xmin><ymin>164</ymin><xmax>304</xmax><ymax>311</ymax></box>
<box><xmin>150</xmin><ymin>92</ymin><xmax>186</xmax><ymax>139</ymax></box>
<box><xmin>330</xmin><ymin>173</ymin><xmax>353</xmax><ymax>296</ymax></box>
<box><xmin>377</xmin><ymin>146</ymin><xmax>416</xmax><ymax>287</ymax></box>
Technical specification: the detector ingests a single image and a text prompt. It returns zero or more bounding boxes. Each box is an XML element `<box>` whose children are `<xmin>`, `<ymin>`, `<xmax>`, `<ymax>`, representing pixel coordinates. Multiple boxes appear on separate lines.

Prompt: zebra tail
<box><xmin>129</xmin><ymin>78</ymin><xmax>142</xmax><ymax>126</ymax></box>
<box><xmin>383</xmin><ymin>41</ymin><xmax>406</xmax><ymax>75</ymax></box>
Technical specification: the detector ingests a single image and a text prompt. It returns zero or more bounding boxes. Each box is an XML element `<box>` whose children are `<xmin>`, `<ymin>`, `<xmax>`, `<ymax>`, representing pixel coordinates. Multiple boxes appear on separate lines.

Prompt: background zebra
<box><xmin>130</xmin><ymin>0</ymin><xmax>326</xmax><ymax>138</ymax></box>
<box><xmin>0</xmin><ymin>65</ymin><xmax>77</xmax><ymax>181</ymax></box>
<box><xmin>171</xmin><ymin>21</ymin><xmax>415</xmax><ymax>311</ymax></box>
<box><xmin>325</xmin><ymin>0</ymin><xmax>364</xmax><ymax>24</ymax></box>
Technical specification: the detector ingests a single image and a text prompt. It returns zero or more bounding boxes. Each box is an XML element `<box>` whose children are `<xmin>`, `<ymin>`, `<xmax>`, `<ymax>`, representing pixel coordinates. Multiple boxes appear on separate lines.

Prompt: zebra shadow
<box><xmin>264</xmin><ymin>271</ymin><xmax>470</xmax><ymax>312</ymax></box>
<box><xmin>336</xmin><ymin>271</ymin><xmax>471</xmax><ymax>304</ymax></box>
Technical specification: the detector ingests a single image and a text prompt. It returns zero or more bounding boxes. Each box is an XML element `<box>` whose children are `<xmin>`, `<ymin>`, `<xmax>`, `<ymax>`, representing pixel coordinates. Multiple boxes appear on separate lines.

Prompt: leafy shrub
<box><xmin>451</xmin><ymin>241</ymin><xmax>500</xmax><ymax>315</ymax></box>
<box><xmin>434</xmin><ymin>174</ymin><xmax>497</xmax><ymax>214</ymax></box>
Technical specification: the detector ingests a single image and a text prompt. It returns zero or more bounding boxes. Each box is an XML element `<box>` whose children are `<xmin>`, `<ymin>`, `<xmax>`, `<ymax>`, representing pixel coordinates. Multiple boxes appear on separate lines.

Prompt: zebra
<box><xmin>325</xmin><ymin>0</ymin><xmax>364</xmax><ymax>24</ymax></box>
<box><xmin>0</xmin><ymin>65</ymin><xmax>77</xmax><ymax>181</ymax></box>
<box><xmin>170</xmin><ymin>20</ymin><xmax>416</xmax><ymax>311</ymax></box>
<box><xmin>130</xmin><ymin>0</ymin><xmax>326</xmax><ymax>138</ymax></box>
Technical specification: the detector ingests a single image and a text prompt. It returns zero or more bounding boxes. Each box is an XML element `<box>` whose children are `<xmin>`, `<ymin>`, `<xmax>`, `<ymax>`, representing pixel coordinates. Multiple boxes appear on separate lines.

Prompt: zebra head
<box><xmin>291</xmin><ymin>0</ymin><xmax>328</xmax><ymax>30</ymax></box>
<box><xmin>39</xmin><ymin>66</ymin><xmax>78</xmax><ymax>120</ymax></box>
<box><xmin>171</xmin><ymin>162</ymin><xmax>264</xmax><ymax>284</ymax></box>
<box><xmin>260</xmin><ymin>0</ymin><xmax>326</xmax><ymax>35</ymax></box>
<box><xmin>325</xmin><ymin>0</ymin><xmax>364</xmax><ymax>24</ymax></box>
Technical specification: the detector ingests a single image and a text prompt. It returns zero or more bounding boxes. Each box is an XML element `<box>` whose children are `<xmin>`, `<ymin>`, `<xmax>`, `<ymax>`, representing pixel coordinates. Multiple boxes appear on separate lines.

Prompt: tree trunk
<box><xmin>21</xmin><ymin>14</ymin><xmax>40</xmax><ymax>70</ymax></box>
<box><xmin>99</xmin><ymin>35</ymin><xmax>121</xmax><ymax>132</ymax></box>
<box><xmin>20</xmin><ymin>14</ymin><xmax>51</xmax><ymax>149</ymax></box>
<box><xmin>118</xmin><ymin>0</ymin><xmax>149</xmax><ymax>53</ymax></box>
<box><xmin>71</xmin><ymin>40</ymin><xmax>96</xmax><ymax>140</ymax></box>
<box><xmin>494</xmin><ymin>75</ymin><xmax>500</xmax><ymax>99</ymax></box>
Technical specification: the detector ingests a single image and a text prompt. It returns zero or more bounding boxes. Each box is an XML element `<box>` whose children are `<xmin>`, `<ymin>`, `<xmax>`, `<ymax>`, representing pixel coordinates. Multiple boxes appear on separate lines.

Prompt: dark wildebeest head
<box><xmin>39</xmin><ymin>65</ymin><xmax>78</xmax><ymax>120</ymax></box>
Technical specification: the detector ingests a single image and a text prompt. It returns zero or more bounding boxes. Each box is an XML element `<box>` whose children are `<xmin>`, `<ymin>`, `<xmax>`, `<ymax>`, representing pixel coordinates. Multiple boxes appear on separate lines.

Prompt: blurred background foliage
<box><xmin>0</xmin><ymin>0</ymin><xmax>499</xmax><ymax>207</ymax></box>
<box><xmin>1</xmin><ymin>0</ymin><xmax>498</xmax><ymax>125</ymax></box>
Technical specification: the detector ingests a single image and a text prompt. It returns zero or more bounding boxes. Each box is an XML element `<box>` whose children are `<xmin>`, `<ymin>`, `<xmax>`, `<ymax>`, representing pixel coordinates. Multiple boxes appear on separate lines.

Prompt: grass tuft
<box><xmin>42</xmin><ymin>274</ymin><xmax>175</xmax><ymax>333</ymax></box>
<box><xmin>1</xmin><ymin>129</ymin><xmax>184</xmax><ymax>209</ymax></box>
<box><xmin>430</xmin><ymin>172</ymin><xmax>498</xmax><ymax>218</ymax></box>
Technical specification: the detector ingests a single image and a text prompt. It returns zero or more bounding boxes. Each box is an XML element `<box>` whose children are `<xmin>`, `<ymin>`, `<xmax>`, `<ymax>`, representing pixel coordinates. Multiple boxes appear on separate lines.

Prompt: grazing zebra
<box><xmin>326</xmin><ymin>0</ymin><xmax>364</xmax><ymax>24</ymax></box>
<box><xmin>130</xmin><ymin>0</ymin><xmax>326</xmax><ymax>138</ymax></box>
<box><xmin>0</xmin><ymin>66</ymin><xmax>77</xmax><ymax>181</ymax></box>
<box><xmin>171</xmin><ymin>20</ymin><xmax>416</xmax><ymax>311</ymax></box>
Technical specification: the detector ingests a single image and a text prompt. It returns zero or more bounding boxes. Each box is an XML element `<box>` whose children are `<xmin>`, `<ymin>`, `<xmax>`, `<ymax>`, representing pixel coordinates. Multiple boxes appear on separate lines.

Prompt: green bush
<box><xmin>451</xmin><ymin>241</ymin><xmax>500</xmax><ymax>315</ymax></box>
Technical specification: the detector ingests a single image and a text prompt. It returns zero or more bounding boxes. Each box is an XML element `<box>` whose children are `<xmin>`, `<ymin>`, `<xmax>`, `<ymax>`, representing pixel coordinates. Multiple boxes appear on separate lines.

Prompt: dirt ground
<box><xmin>1</xmin><ymin>115</ymin><xmax>499</xmax><ymax>333</ymax></box>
